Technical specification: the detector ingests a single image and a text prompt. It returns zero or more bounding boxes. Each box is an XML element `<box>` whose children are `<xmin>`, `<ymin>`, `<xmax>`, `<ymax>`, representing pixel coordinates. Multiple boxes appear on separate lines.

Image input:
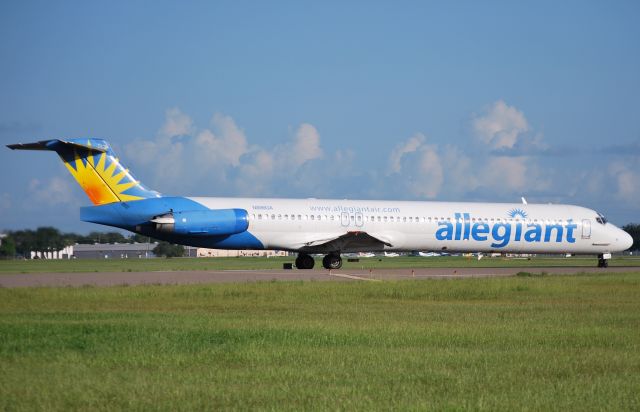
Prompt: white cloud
<box><xmin>160</xmin><ymin>107</ymin><xmax>193</xmax><ymax>137</ymax></box>
<box><xmin>609</xmin><ymin>162</ymin><xmax>639</xmax><ymax>201</ymax></box>
<box><xmin>414</xmin><ymin>146</ymin><xmax>444</xmax><ymax>198</ymax></box>
<box><xmin>441</xmin><ymin>145</ymin><xmax>478</xmax><ymax>195</ymax></box>
<box><xmin>387</xmin><ymin>134</ymin><xmax>443</xmax><ymax>199</ymax></box>
<box><xmin>388</xmin><ymin>134</ymin><xmax>424</xmax><ymax>174</ymax></box>
<box><xmin>237</xmin><ymin>123</ymin><xmax>324</xmax><ymax>184</ymax></box>
<box><xmin>28</xmin><ymin>177</ymin><xmax>75</xmax><ymax>206</ymax></box>
<box><xmin>482</xmin><ymin>157</ymin><xmax>528</xmax><ymax>191</ymax></box>
<box><xmin>193</xmin><ymin>114</ymin><xmax>249</xmax><ymax>168</ymax></box>
<box><xmin>473</xmin><ymin>100</ymin><xmax>529</xmax><ymax>149</ymax></box>
<box><xmin>124</xmin><ymin>109</ymin><xmax>328</xmax><ymax>196</ymax></box>
<box><xmin>115</xmin><ymin>102</ymin><xmax>597</xmax><ymax>207</ymax></box>
<box><xmin>289</xmin><ymin>123</ymin><xmax>323</xmax><ymax>167</ymax></box>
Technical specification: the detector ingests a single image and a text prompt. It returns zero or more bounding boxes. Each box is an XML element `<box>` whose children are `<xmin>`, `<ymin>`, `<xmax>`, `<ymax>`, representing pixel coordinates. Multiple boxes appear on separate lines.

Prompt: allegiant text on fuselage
<box><xmin>436</xmin><ymin>213</ymin><xmax>578</xmax><ymax>248</ymax></box>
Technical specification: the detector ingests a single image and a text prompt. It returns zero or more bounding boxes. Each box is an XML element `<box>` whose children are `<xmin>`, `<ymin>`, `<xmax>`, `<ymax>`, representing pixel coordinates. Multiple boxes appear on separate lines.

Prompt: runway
<box><xmin>1</xmin><ymin>266</ymin><xmax>638</xmax><ymax>288</ymax></box>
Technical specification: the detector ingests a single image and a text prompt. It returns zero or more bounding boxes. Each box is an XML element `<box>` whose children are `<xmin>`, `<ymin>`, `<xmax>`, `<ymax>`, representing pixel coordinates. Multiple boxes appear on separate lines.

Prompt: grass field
<box><xmin>1</xmin><ymin>273</ymin><xmax>639</xmax><ymax>410</ymax></box>
<box><xmin>1</xmin><ymin>255</ymin><xmax>639</xmax><ymax>274</ymax></box>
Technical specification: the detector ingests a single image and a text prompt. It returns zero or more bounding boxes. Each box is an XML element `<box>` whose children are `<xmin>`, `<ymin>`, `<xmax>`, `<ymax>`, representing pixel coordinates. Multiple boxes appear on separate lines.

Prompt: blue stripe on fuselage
<box><xmin>80</xmin><ymin>197</ymin><xmax>264</xmax><ymax>249</ymax></box>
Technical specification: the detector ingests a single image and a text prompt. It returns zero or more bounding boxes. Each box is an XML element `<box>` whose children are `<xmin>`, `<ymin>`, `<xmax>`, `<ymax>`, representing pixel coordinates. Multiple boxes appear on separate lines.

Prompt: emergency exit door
<box><xmin>581</xmin><ymin>219</ymin><xmax>591</xmax><ymax>239</ymax></box>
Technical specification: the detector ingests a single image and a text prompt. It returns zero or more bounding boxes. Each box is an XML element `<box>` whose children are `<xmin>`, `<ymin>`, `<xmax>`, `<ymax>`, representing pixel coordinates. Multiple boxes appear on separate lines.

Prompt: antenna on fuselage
<box><xmin>521</xmin><ymin>197</ymin><xmax>528</xmax><ymax>205</ymax></box>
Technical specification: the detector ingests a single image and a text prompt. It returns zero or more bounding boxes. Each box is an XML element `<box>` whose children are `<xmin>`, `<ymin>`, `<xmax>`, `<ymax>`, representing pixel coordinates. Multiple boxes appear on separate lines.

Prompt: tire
<box><xmin>323</xmin><ymin>254</ymin><xmax>342</xmax><ymax>270</ymax></box>
<box><xmin>296</xmin><ymin>254</ymin><xmax>315</xmax><ymax>269</ymax></box>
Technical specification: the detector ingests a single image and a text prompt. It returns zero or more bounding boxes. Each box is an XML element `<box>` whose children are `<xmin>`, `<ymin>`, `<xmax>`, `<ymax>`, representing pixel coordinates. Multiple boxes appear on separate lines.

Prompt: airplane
<box><xmin>418</xmin><ymin>252</ymin><xmax>441</xmax><ymax>257</ymax></box>
<box><xmin>384</xmin><ymin>251</ymin><xmax>400</xmax><ymax>257</ymax></box>
<box><xmin>358</xmin><ymin>252</ymin><xmax>376</xmax><ymax>258</ymax></box>
<box><xmin>7</xmin><ymin>138</ymin><xmax>633</xmax><ymax>269</ymax></box>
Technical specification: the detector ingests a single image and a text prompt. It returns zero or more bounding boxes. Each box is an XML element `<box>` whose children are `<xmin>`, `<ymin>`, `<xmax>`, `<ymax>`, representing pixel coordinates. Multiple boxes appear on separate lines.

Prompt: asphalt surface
<box><xmin>0</xmin><ymin>266</ymin><xmax>638</xmax><ymax>288</ymax></box>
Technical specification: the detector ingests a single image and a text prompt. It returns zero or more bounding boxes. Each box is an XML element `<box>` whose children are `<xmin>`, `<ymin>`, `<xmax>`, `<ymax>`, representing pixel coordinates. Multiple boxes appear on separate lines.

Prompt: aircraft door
<box><xmin>341</xmin><ymin>212</ymin><xmax>349</xmax><ymax>227</ymax></box>
<box><xmin>582</xmin><ymin>219</ymin><xmax>591</xmax><ymax>239</ymax></box>
<box><xmin>355</xmin><ymin>212</ymin><xmax>363</xmax><ymax>227</ymax></box>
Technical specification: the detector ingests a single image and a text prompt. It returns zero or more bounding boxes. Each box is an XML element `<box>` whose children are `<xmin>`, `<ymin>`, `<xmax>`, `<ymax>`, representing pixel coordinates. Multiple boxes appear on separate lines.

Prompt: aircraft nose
<box><xmin>620</xmin><ymin>230</ymin><xmax>633</xmax><ymax>251</ymax></box>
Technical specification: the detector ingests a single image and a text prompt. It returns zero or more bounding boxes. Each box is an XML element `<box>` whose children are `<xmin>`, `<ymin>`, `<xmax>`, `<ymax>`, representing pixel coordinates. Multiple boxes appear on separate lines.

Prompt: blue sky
<box><xmin>1</xmin><ymin>1</ymin><xmax>639</xmax><ymax>233</ymax></box>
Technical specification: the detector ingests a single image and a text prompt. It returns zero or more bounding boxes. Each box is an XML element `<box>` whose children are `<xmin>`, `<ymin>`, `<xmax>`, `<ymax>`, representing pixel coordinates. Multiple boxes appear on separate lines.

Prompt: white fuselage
<box><xmin>187</xmin><ymin>197</ymin><xmax>632</xmax><ymax>254</ymax></box>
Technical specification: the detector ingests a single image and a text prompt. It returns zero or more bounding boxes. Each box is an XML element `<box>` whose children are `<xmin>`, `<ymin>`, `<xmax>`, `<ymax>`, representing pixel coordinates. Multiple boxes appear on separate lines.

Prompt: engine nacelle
<box><xmin>153</xmin><ymin>208</ymin><xmax>249</xmax><ymax>236</ymax></box>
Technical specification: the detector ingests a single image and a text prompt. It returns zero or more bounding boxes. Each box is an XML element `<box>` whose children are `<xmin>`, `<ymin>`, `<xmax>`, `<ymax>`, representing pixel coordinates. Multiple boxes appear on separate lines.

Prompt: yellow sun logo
<box><xmin>63</xmin><ymin>149</ymin><xmax>145</xmax><ymax>205</ymax></box>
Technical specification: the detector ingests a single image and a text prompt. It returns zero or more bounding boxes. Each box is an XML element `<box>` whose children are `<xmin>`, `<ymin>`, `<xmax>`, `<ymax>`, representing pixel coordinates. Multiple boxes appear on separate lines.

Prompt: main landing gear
<box><xmin>295</xmin><ymin>253</ymin><xmax>343</xmax><ymax>270</ymax></box>
<box><xmin>597</xmin><ymin>253</ymin><xmax>609</xmax><ymax>268</ymax></box>
<box><xmin>295</xmin><ymin>253</ymin><xmax>315</xmax><ymax>270</ymax></box>
<box><xmin>322</xmin><ymin>253</ymin><xmax>343</xmax><ymax>270</ymax></box>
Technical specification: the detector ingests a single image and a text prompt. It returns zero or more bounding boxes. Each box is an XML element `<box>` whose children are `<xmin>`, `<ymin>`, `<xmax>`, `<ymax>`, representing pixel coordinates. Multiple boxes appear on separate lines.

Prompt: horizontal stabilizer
<box><xmin>8</xmin><ymin>137</ymin><xmax>158</xmax><ymax>205</ymax></box>
<box><xmin>7</xmin><ymin>139</ymin><xmax>107</xmax><ymax>153</ymax></box>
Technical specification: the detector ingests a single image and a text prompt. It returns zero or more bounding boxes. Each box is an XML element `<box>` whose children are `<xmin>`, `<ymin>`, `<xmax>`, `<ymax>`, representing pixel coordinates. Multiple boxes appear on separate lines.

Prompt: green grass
<box><xmin>1</xmin><ymin>274</ymin><xmax>639</xmax><ymax>410</ymax></box>
<box><xmin>1</xmin><ymin>255</ymin><xmax>639</xmax><ymax>274</ymax></box>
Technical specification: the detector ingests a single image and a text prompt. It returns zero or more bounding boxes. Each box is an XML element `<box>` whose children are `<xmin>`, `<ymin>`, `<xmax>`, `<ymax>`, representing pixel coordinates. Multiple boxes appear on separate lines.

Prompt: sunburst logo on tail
<box><xmin>8</xmin><ymin>137</ymin><xmax>159</xmax><ymax>205</ymax></box>
<box><xmin>60</xmin><ymin>140</ymin><xmax>157</xmax><ymax>205</ymax></box>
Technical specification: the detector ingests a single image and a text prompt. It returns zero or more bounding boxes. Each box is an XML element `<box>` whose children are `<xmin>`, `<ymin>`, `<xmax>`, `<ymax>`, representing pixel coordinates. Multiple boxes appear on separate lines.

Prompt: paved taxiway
<box><xmin>1</xmin><ymin>266</ymin><xmax>638</xmax><ymax>288</ymax></box>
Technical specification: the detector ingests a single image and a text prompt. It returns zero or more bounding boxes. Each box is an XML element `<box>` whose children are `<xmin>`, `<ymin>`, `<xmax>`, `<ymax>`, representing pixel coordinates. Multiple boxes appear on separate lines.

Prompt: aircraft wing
<box><xmin>299</xmin><ymin>231</ymin><xmax>393</xmax><ymax>253</ymax></box>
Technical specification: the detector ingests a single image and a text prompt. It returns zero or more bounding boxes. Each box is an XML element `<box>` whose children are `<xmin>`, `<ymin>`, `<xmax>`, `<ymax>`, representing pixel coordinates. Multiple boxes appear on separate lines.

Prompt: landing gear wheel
<box><xmin>295</xmin><ymin>254</ymin><xmax>315</xmax><ymax>269</ymax></box>
<box><xmin>597</xmin><ymin>255</ymin><xmax>609</xmax><ymax>268</ymax></box>
<box><xmin>322</xmin><ymin>254</ymin><xmax>342</xmax><ymax>270</ymax></box>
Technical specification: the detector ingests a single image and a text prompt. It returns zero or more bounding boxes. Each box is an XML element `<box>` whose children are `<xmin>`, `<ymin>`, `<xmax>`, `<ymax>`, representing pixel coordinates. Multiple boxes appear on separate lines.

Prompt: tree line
<box><xmin>624</xmin><ymin>223</ymin><xmax>640</xmax><ymax>252</ymax></box>
<box><xmin>0</xmin><ymin>227</ymin><xmax>156</xmax><ymax>259</ymax></box>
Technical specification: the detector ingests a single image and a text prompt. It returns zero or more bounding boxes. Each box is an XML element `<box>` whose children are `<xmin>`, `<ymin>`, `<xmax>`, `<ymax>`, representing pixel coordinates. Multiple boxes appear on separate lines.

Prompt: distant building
<box><xmin>69</xmin><ymin>243</ymin><xmax>286</xmax><ymax>259</ymax></box>
<box><xmin>196</xmin><ymin>248</ymin><xmax>288</xmax><ymax>258</ymax></box>
<box><xmin>31</xmin><ymin>245</ymin><xmax>74</xmax><ymax>259</ymax></box>
<box><xmin>0</xmin><ymin>233</ymin><xmax>6</xmax><ymax>246</ymax></box>
<box><xmin>73</xmin><ymin>243</ymin><xmax>158</xmax><ymax>259</ymax></box>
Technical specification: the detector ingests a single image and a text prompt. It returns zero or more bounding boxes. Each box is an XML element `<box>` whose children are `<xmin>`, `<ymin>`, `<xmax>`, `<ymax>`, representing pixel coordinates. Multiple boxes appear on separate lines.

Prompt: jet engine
<box><xmin>151</xmin><ymin>208</ymin><xmax>249</xmax><ymax>236</ymax></box>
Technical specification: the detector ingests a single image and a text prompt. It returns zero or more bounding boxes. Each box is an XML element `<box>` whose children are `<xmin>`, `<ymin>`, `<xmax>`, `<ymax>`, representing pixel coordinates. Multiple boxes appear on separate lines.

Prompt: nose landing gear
<box><xmin>322</xmin><ymin>253</ymin><xmax>343</xmax><ymax>270</ymax></box>
<box><xmin>597</xmin><ymin>253</ymin><xmax>610</xmax><ymax>268</ymax></box>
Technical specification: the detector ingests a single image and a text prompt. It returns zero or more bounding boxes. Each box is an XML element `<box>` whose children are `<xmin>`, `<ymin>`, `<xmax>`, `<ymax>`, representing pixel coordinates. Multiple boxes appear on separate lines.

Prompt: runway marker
<box><xmin>328</xmin><ymin>272</ymin><xmax>381</xmax><ymax>282</ymax></box>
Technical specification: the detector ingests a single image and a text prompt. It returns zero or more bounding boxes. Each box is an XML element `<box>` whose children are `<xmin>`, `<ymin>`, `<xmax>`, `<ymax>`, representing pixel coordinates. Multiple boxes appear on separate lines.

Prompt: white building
<box><xmin>30</xmin><ymin>245</ymin><xmax>74</xmax><ymax>259</ymax></box>
<box><xmin>196</xmin><ymin>248</ymin><xmax>288</xmax><ymax>258</ymax></box>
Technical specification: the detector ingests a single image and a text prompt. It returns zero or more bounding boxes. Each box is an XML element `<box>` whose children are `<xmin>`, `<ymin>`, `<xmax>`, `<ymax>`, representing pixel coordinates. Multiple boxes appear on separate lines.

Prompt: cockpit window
<box><xmin>595</xmin><ymin>212</ymin><xmax>608</xmax><ymax>225</ymax></box>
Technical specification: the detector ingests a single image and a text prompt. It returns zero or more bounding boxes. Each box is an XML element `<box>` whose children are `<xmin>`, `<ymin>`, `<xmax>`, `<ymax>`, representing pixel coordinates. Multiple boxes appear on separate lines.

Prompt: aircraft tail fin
<box><xmin>8</xmin><ymin>138</ymin><xmax>160</xmax><ymax>205</ymax></box>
